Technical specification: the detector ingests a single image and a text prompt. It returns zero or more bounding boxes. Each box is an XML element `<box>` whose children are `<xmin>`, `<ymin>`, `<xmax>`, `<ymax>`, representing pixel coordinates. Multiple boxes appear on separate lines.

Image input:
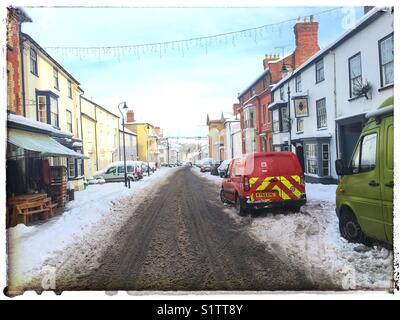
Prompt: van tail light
<box><xmin>243</xmin><ymin>176</ymin><xmax>250</xmax><ymax>191</ymax></box>
<box><xmin>300</xmin><ymin>176</ymin><xmax>305</xmax><ymax>187</ymax></box>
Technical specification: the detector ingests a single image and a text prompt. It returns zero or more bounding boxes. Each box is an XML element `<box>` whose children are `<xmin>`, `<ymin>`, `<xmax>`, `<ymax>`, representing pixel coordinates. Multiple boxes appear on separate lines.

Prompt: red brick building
<box><xmin>6</xmin><ymin>7</ymin><xmax>31</xmax><ymax>116</ymax></box>
<box><xmin>237</xmin><ymin>16</ymin><xmax>320</xmax><ymax>154</ymax></box>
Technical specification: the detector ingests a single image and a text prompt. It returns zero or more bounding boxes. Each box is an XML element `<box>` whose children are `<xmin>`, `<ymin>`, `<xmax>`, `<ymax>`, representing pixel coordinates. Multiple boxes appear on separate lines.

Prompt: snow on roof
<box><xmin>268</xmin><ymin>100</ymin><xmax>287</xmax><ymax>109</ymax></box>
<box><xmin>272</xmin><ymin>7</ymin><xmax>387</xmax><ymax>91</ymax></box>
<box><xmin>119</xmin><ymin>125</ymin><xmax>136</xmax><ymax>135</ymax></box>
<box><xmin>72</xmin><ymin>141</ymin><xmax>83</xmax><ymax>147</ymax></box>
<box><xmin>7</xmin><ymin>113</ymin><xmax>73</xmax><ymax>137</ymax></box>
<box><xmin>294</xmin><ymin>132</ymin><xmax>332</xmax><ymax>140</ymax></box>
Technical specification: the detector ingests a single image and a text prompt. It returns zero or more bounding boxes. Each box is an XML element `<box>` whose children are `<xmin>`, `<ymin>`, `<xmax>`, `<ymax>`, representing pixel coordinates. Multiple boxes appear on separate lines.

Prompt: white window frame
<box><xmin>296</xmin><ymin>118</ymin><xmax>304</xmax><ymax>133</ymax></box>
<box><xmin>305</xmin><ymin>143</ymin><xmax>318</xmax><ymax>175</ymax></box>
<box><xmin>30</xmin><ymin>48</ymin><xmax>38</xmax><ymax>75</ymax></box>
<box><xmin>295</xmin><ymin>74</ymin><xmax>301</xmax><ymax>92</ymax></box>
<box><xmin>316</xmin><ymin>98</ymin><xmax>327</xmax><ymax>129</ymax></box>
<box><xmin>315</xmin><ymin>59</ymin><xmax>324</xmax><ymax>83</ymax></box>
<box><xmin>349</xmin><ymin>53</ymin><xmax>362</xmax><ymax>98</ymax></box>
<box><xmin>379</xmin><ymin>34</ymin><xmax>394</xmax><ymax>87</ymax></box>
<box><xmin>322</xmin><ymin>143</ymin><xmax>330</xmax><ymax>176</ymax></box>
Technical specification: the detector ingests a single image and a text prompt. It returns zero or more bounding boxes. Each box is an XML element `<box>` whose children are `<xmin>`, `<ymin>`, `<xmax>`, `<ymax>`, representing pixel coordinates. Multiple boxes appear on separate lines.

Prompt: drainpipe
<box><xmin>331</xmin><ymin>50</ymin><xmax>339</xmax><ymax>160</ymax></box>
<box><xmin>79</xmin><ymin>90</ymin><xmax>85</xmax><ymax>176</ymax></box>
<box><xmin>20</xmin><ymin>36</ymin><xmax>26</xmax><ymax>116</ymax></box>
<box><xmin>94</xmin><ymin>105</ymin><xmax>99</xmax><ymax>171</ymax></box>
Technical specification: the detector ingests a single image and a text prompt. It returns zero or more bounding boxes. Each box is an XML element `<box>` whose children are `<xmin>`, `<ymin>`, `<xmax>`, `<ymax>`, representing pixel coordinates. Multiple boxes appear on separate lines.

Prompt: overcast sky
<box><xmin>21</xmin><ymin>6</ymin><xmax>363</xmax><ymax>137</ymax></box>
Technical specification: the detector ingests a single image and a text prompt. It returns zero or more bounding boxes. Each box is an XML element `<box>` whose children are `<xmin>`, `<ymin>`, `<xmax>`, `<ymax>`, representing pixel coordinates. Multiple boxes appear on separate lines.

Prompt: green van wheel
<box><xmin>339</xmin><ymin>209</ymin><xmax>368</xmax><ymax>244</ymax></box>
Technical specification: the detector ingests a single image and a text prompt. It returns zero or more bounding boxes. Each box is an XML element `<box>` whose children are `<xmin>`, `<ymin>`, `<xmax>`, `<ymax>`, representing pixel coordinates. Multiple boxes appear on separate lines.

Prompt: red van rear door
<box><xmin>277</xmin><ymin>155</ymin><xmax>305</xmax><ymax>201</ymax></box>
<box><xmin>247</xmin><ymin>155</ymin><xmax>282</xmax><ymax>202</ymax></box>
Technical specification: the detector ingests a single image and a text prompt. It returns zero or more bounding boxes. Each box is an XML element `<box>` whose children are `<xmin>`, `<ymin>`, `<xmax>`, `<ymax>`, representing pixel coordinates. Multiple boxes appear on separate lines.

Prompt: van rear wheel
<box><xmin>339</xmin><ymin>209</ymin><xmax>367</xmax><ymax>244</ymax></box>
<box><xmin>235</xmin><ymin>196</ymin><xmax>248</xmax><ymax>216</ymax></box>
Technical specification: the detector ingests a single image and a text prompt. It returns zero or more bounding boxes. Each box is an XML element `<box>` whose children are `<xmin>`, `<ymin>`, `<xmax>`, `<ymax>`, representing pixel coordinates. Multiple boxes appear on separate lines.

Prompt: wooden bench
<box><xmin>15</xmin><ymin>201</ymin><xmax>51</xmax><ymax>225</ymax></box>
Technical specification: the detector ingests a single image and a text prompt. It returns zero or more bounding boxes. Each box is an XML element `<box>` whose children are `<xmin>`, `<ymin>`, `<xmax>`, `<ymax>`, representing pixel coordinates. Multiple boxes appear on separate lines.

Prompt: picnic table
<box><xmin>7</xmin><ymin>193</ymin><xmax>58</xmax><ymax>227</ymax></box>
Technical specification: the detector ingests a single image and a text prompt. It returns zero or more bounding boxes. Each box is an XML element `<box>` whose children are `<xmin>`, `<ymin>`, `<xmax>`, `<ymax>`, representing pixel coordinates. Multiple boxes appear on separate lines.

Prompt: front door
<box><xmin>295</xmin><ymin>143</ymin><xmax>305</xmax><ymax>173</ymax></box>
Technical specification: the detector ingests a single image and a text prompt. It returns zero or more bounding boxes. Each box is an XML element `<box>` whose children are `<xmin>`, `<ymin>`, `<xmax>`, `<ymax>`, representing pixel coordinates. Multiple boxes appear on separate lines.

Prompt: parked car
<box><xmin>93</xmin><ymin>161</ymin><xmax>142</xmax><ymax>182</ymax></box>
<box><xmin>217</xmin><ymin>159</ymin><xmax>230</xmax><ymax>177</ymax></box>
<box><xmin>200</xmin><ymin>158</ymin><xmax>213</xmax><ymax>172</ymax></box>
<box><xmin>220</xmin><ymin>152</ymin><xmax>306</xmax><ymax>216</ymax></box>
<box><xmin>210</xmin><ymin>160</ymin><xmax>223</xmax><ymax>176</ymax></box>
<box><xmin>335</xmin><ymin>96</ymin><xmax>393</xmax><ymax>245</ymax></box>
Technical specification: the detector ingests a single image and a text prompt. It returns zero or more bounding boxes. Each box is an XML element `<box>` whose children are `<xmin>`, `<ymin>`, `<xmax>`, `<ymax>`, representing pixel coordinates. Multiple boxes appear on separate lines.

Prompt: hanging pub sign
<box><xmin>294</xmin><ymin>98</ymin><xmax>309</xmax><ymax>118</ymax></box>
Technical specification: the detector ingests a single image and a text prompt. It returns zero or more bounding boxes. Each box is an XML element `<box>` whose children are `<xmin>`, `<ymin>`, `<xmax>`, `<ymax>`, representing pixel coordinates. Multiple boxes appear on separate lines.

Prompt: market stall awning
<box><xmin>7</xmin><ymin>128</ymin><xmax>88</xmax><ymax>159</ymax></box>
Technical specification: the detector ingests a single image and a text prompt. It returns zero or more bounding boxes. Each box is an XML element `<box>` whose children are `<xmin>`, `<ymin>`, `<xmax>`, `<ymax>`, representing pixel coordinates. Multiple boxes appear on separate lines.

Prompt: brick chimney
<box><xmin>154</xmin><ymin>126</ymin><xmax>161</xmax><ymax>137</ymax></box>
<box><xmin>233</xmin><ymin>103</ymin><xmax>240</xmax><ymax>116</ymax></box>
<box><xmin>126</xmin><ymin>110</ymin><xmax>135</xmax><ymax>123</ymax></box>
<box><xmin>268</xmin><ymin>61</ymin><xmax>283</xmax><ymax>84</ymax></box>
<box><xmin>263</xmin><ymin>54</ymin><xmax>280</xmax><ymax>69</ymax></box>
<box><xmin>293</xmin><ymin>15</ymin><xmax>320</xmax><ymax>69</ymax></box>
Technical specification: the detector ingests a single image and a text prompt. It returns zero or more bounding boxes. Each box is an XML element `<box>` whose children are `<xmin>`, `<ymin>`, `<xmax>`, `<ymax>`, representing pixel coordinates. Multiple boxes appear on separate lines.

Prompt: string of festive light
<box><xmin>43</xmin><ymin>7</ymin><xmax>344</xmax><ymax>61</ymax></box>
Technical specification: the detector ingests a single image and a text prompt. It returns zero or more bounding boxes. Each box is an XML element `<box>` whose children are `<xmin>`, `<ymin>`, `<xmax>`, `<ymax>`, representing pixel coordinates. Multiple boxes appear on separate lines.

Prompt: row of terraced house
<box><xmin>235</xmin><ymin>6</ymin><xmax>393</xmax><ymax>183</ymax></box>
<box><xmin>6</xmin><ymin>7</ymin><xmax>161</xmax><ymax>204</ymax></box>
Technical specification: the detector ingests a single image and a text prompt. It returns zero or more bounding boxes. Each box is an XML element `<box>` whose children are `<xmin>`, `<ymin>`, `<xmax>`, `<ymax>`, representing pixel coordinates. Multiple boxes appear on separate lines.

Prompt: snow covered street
<box><xmin>195</xmin><ymin>169</ymin><xmax>393</xmax><ymax>291</ymax></box>
<box><xmin>7</xmin><ymin>167</ymin><xmax>178</xmax><ymax>292</ymax></box>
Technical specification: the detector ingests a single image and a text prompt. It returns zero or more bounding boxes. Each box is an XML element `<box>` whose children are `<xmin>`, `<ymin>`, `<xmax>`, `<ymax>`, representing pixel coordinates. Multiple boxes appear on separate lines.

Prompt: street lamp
<box><xmin>281</xmin><ymin>63</ymin><xmax>293</xmax><ymax>152</ymax></box>
<box><xmin>146</xmin><ymin>124</ymin><xmax>150</xmax><ymax>176</ymax></box>
<box><xmin>118</xmin><ymin>101</ymin><xmax>129</xmax><ymax>187</ymax></box>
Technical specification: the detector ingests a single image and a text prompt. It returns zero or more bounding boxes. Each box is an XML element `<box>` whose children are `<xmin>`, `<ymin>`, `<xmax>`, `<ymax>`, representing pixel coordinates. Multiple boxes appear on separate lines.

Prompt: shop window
<box><xmin>305</xmin><ymin>143</ymin><xmax>318</xmax><ymax>174</ymax></box>
<box><xmin>322</xmin><ymin>143</ymin><xmax>330</xmax><ymax>176</ymax></box>
<box><xmin>76</xmin><ymin>159</ymin><xmax>82</xmax><ymax>177</ymax></box>
<box><xmin>68</xmin><ymin>159</ymin><xmax>75</xmax><ymax>178</ymax></box>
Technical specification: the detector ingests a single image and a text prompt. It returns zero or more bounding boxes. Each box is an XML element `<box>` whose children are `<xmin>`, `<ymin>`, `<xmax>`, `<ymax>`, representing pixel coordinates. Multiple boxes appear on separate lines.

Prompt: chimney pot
<box><xmin>126</xmin><ymin>110</ymin><xmax>135</xmax><ymax>123</ymax></box>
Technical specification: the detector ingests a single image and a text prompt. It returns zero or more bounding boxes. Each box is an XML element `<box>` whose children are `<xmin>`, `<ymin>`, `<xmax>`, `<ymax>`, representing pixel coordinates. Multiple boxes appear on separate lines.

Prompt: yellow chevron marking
<box><xmin>291</xmin><ymin>175</ymin><xmax>301</xmax><ymax>183</ymax></box>
<box><xmin>280</xmin><ymin>177</ymin><xmax>302</xmax><ymax>198</ymax></box>
<box><xmin>249</xmin><ymin>177</ymin><xmax>258</xmax><ymax>187</ymax></box>
<box><xmin>271</xmin><ymin>185</ymin><xmax>283</xmax><ymax>199</ymax></box>
<box><xmin>256</xmin><ymin>177</ymin><xmax>271</xmax><ymax>191</ymax></box>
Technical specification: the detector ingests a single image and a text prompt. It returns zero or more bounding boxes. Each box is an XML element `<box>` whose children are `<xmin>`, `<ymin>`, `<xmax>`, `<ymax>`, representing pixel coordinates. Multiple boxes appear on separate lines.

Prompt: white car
<box><xmin>93</xmin><ymin>161</ymin><xmax>142</xmax><ymax>182</ymax></box>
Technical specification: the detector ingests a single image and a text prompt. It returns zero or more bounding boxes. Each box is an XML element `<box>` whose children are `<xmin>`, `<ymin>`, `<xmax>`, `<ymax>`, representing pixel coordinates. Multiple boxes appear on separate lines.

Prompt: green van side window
<box><xmin>351</xmin><ymin>133</ymin><xmax>377</xmax><ymax>173</ymax></box>
<box><xmin>387</xmin><ymin>124</ymin><xmax>393</xmax><ymax>170</ymax></box>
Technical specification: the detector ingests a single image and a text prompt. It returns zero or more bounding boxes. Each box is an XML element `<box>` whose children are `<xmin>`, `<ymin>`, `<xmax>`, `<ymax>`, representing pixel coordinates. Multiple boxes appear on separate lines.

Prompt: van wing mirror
<box><xmin>335</xmin><ymin>159</ymin><xmax>351</xmax><ymax>176</ymax></box>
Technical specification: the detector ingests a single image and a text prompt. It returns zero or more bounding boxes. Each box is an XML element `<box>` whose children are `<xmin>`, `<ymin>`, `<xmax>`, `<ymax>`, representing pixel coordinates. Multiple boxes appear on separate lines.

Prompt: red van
<box><xmin>220</xmin><ymin>152</ymin><xmax>306</xmax><ymax>215</ymax></box>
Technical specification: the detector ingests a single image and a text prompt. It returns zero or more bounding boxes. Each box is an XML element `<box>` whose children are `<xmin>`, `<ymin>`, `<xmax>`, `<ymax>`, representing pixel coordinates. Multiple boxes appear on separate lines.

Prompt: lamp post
<box><xmin>281</xmin><ymin>64</ymin><xmax>292</xmax><ymax>152</ymax></box>
<box><xmin>146</xmin><ymin>124</ymin><xmax>150</xmax><ymax>176</ymax></box>
<box><xmin>118</xmin><ymin>101</ymin><xmax>128</xmax><ymax>187</ymax></box>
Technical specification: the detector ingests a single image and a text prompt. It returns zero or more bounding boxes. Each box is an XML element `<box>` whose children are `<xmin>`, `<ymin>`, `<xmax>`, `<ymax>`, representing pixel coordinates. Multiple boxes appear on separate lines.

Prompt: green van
<box><xmin>335</xmin><ymin>97</ymin><xmax>394</xmax><ymax>245</ymax></box>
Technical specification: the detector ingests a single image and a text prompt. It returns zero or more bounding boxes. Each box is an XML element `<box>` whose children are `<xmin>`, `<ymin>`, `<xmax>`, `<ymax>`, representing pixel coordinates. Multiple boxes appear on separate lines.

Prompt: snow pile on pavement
<box><xmin>7</xmin><ymin>167</ymin><xmax>177</xmax><ymax>289</ymax></box>
<box><xmin>193</xmin><ymin>169</ymin><xmax>393</xmax><ymax>290</ymax></box>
